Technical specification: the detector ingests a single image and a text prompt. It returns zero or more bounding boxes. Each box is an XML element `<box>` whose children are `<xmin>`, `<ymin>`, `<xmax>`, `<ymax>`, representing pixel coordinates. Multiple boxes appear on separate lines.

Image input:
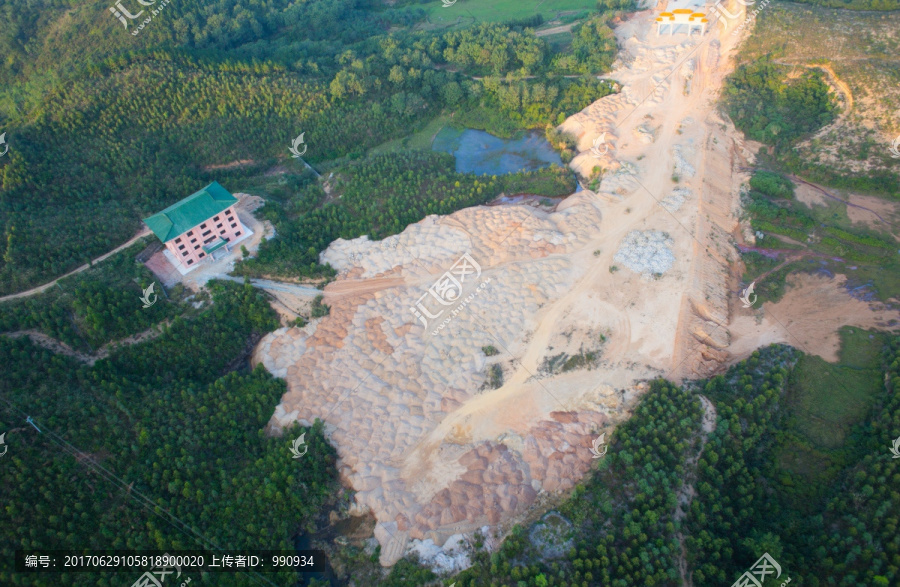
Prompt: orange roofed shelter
<box><xmin>656</xmin><ymin>9</ymin><xmax>708</xmax><ymax>35</ymax></box>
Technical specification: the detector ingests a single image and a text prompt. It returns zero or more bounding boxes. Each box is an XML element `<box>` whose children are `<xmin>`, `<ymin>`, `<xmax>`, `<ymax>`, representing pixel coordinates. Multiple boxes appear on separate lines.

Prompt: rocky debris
<box><xmin>634</xmin><ymin>124</ymin><xmax>656</xmax><ymax>144</ymax></box>
<box><xmin>673</xmin><ymin>144</ymin><xmax>696</xmax><ymax>178</ymax></box>
<box><xmin>660</xmin><ymin>187</ymin><xmax>692</xmax><ymax>213</ymax></box>
<box><xmin>528</xmin><ymin>511</ymin><xmax>574</xmax><ymax>559</ymax></box>
<box><xmin>409</xmin><ymin>534</ymin><xmax>470</xmax><ymax>575</ymax></box>
<box><xmin>614</xmin><ymin>230</ymin><xmax>676</xmax><ymax>277</ymax></box>
<box><xmin>256</xmin><ymin>195</ymin><xmax>620</xmax><ymax>567</ymax></box>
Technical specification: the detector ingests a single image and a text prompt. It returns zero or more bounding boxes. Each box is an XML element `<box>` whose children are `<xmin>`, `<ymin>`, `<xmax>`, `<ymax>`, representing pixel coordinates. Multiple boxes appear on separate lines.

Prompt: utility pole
<box><xmin>26</xmin><ymin>416</ymin><xmax>42</xmax><ymax>433</ymax></box>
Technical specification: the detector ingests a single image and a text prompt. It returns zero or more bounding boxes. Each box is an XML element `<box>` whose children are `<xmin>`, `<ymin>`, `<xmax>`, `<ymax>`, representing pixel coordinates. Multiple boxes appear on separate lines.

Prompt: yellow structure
<box><xmin>656</xmin><ymin>8</ymin><xmax>708</xmax><ymax>35</ymax></box>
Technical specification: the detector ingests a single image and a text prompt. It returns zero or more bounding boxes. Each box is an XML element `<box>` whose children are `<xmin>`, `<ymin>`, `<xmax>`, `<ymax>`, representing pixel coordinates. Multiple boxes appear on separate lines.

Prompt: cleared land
<box><xmin>743</xmin><ymin>5</ymin><xmax>900</xmax><ymax>178</ymax></box>
<box><xmin>255</xmin><ymin>6</ymin><xmax>752</xmax><ymax>567</ymax></box>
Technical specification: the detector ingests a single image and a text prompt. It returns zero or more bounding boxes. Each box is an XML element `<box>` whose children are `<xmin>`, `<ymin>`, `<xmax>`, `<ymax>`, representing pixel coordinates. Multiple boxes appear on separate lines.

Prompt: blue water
<box><xmin>432</xmin><ymin>128</ymin><xmax>563</xmax><ymax>176</ymax></box>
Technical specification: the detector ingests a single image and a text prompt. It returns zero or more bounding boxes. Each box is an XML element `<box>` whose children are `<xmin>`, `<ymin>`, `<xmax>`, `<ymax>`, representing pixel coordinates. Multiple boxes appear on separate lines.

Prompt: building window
<box><xmin>187</xmin><ymin>231</ymin><xmax>193</xmax><ymax>236</ymax></box>
<box><xmin>235</xmin><ymin>231</ymin><xmax>242</xmax><ymax>237</ymax></box>
<box><xmin>198</xmin><ymin>252</ymin><xmax>205</xmax><ymax>258</ymax></box>
<box><xmin>214</xmin><ymin>216</ymin><xmax>220</xmax><ymax>221</ymax></box>
<box><xmin>204</xmin><ymin>237</ymin><xmax>216</xmax><ymax>245</ymax></box>
<box><xmin>225</xmin><ymin>209</ymin><xmax>233</xmax><ymax>216</ymax></box>
<box><xmin>190</xmin><ymin>238</ymin><xmax>197</xmax><ymax>244</ymax></box>
<box><xmin>230</xmin><ymin>222</ymin><xmax>237</xmax><ymax>228</ymax></box>
<box><xmin>181</xmin><ymin>251</ymin><xmax>188</xmax><ymax>256</ymax></box>
<box><xmin>216</xmin><ymin>223</ymin><xmax>223</xmax><ymax>229</ymax></box>
<box><xmin>219</xmin><ymin>230</ymin><xmax>226</xmax><ymax>235</ymax></box>
<box><xmin>175</xmin><ymin>237</ymin><xmax>182</xmax><ymax>243</ymax></box>
<box><xmin>202</xmin><ymin>230</ymin><xmax>212</xmax><ymax>237</ymax></box>
<box><xmin>187</xmin><ymin>259</ymin><xmax>194</xmax><ymax>265</ymax></box>
<box><xmin>194</xmin><ymin>245</ymin><xmax>199</xmax><ymax>250</ymax></box>
<box><xmin>224</xmin><ymin>237</ymin><xmax>230</xmax><ymax>242</ymax></box>
<box><xmin>178</xmin><ymin>244</ymin><xmax>186</xmax><ymax>250</ymax></box>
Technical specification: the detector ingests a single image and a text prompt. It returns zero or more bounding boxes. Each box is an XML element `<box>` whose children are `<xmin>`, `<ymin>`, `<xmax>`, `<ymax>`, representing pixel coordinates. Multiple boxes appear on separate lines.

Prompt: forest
<box><xmin>723</xmin><ymin>52</ymin><xmax>898</xmax><ymax>197</ymax></box>
<box><xmin>0</xmin><ymin>241</ymin><xmax>177</xmax><ymax>351</ymax></box>
<box><xmin>0</xmin><ymin>0</ymin><xmax>622</xmax><ymax>296</ymax></box>
<box><xmin>234</xmin><ymin>152</ymin><xmax>576</xmax><ymax>280</ymax></box>
<box><xmin>0</xmin><ymin>281</ymin><xmax>339</xmax><ymax>586</ymax></box>
<box><xmin>1</xmin><ymin>237</ymin><xmax>898</xmax><ymax>586</ymax></box>
<box><xmin>723</xmin><ymin>58</ymin><xmax>837</xmax><ymax>152</ymax></box>
<box><xmin>441</xmin><ymin>337</ymin><xmax>900</xmax><ymax>587</ymax></box>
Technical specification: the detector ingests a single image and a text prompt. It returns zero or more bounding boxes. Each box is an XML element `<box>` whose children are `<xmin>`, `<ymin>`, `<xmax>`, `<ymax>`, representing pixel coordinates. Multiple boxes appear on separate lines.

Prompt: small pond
<box><xmin>432</xmin><ymin>127</ymin><xmax>564</xmax><ymax>176</ymax></box>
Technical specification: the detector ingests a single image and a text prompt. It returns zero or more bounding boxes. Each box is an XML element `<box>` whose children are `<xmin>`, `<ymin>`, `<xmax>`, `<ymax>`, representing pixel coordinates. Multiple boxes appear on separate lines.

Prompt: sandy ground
<box><xmin>847</xmin><ymin>193</ymin><xmax>900</xmax><ymax>234</ymax></box>
<box><xmin>252</xmin><ymin>0</ymin><xmax>899</xmax><ymax>571</ymax></box>
<box><xmin>794</xmin><ymin>183</ymin><xmax>828</xmax><ymax>208</ymax></box>
<box><xmin>253</xmin><ymin>5</ymin><xmax>759</xmax><ymax>568</ymax></box>
<box><xmin>729</xmin><ymin>273</ymin><xmax>900</xmax><ymax>363</ymax></box>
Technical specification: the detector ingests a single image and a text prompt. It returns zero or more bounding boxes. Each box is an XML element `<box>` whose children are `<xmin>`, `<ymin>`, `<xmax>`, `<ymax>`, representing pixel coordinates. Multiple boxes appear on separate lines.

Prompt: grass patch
<box><xmin>486</xmin><ymin>363</ymin><xmax>504</xmax><ymax>389</ymax></box>
<box><xmin>540</xmin><ymin>31</ymin><xmax>574</xmax><ymax>52</ymax></box>
<box><xmin>417</xmin><ymin>0</ymin><xmax>597</xmax><ymax>31</ymax></box>
<box><xmin>786</xmin><ymin>327</ymin><xmax>886</xmax><ymax>449</ymax></box>
<box><xmin>743</xmin><ymin>170</ymin><xmax>900</xmax><ymax>302</ymax></box>
<box><xmin>370</xmin><ymin>114</ymin><xmax>451</xmax><ymax>155</ymax></box>
<box><xmin>311</xmin><ymin>295</ymin><xmax>330</xmax><ymax>318</ymax></box>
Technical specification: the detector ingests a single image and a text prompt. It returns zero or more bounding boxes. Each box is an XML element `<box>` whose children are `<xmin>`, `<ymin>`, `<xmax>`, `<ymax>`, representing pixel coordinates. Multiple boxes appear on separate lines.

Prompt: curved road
<box><xmin>0</xmin><ymin>229</ymin><xmax>152</xmax><ymax>303</ymax></box>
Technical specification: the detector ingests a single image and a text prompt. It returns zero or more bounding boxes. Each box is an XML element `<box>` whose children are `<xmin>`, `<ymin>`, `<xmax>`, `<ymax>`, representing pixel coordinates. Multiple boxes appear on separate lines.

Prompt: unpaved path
<box><xmin>258</xmin><ymin>7</ymin><xmax>752</xmax><ymax>566</ymax></box>
<box><xmin>774</xmin><ymin>61</ymin><xmax>854</xmax><ymax>119</ymax></box>
<box><xmin>535</xmin><ymin>23</ymin><xmax>576</xmax><ymax>37</ymax></box>
<box><xmin>675</xmin><ymin>394</ymin><xmax>717</xmax><ymax>587</ymax></box>
<box><xmin>0</xmin><ymin>228</ymin><xmax>151</xmax><ymax>303</ymax></box>
<box><xmin>4</xmin><ymin>322</ymin><xmax>169</xmax><ymax>365</ymax></box>
<box><xmin>217</xmin><ymin>276</ymin><xmax>322</xmax><ymax>298</ymax></box>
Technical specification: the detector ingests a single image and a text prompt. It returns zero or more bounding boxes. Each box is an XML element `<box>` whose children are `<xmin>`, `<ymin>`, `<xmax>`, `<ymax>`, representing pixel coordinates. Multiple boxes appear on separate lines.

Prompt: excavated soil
<box><xmin>251</xmin><ymin>1</ymin><xmax>898</xmax><ymax>570</ymax></box>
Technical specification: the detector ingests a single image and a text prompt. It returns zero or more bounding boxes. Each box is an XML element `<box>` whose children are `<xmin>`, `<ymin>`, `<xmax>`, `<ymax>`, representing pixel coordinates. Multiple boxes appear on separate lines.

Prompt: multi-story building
<box><xmin>143</xmin><ymin>182</ymin><xmax>246</xmax><ymax>271</ymax></box>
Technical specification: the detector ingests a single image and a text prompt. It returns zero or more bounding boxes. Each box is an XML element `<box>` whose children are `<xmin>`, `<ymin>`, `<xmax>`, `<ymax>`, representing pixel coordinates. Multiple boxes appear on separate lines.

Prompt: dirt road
<box><xmin>0</xmin><ymin>228</ymin><xmax>151</xmax><ymax>303</ymax></box>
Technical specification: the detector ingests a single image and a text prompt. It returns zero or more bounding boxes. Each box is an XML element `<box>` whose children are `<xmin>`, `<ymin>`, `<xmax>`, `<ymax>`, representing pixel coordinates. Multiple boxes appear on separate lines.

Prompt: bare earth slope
<box><xmin>253</xmin><ymin>8</ymin><xmax>749</xmax><ymax>567</ymax></box>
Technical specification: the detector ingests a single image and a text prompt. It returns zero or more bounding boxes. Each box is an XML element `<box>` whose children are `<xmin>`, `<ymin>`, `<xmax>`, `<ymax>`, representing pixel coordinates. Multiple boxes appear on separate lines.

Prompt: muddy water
<box><xmin>432</xmin><ymin>128</ymin><xmax>563</xmax><ymax>176</ymax></box>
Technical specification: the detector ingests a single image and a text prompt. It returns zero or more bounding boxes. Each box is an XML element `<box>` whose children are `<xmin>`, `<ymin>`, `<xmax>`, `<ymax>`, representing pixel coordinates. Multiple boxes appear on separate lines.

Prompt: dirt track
<box><xmin>5</xmin><ymin>323</ymin><xmax>168</xmax><ymax>366</ymax></box>
<box><xmin>0</xmin><ymin>228</ymin><xmax>151</xmax><ymax>303</ymax></box>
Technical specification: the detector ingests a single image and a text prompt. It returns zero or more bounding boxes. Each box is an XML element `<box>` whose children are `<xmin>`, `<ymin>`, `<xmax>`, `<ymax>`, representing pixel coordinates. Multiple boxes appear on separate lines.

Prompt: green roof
<box><xmin>203</xmin><ymin>238</ymin><xmax>229</xmax><ymax>254</ymax></box>
<box><xmin>143</xmin><ymin>182</ymin><xmax>238</xmax><ymax>243</ymax></box>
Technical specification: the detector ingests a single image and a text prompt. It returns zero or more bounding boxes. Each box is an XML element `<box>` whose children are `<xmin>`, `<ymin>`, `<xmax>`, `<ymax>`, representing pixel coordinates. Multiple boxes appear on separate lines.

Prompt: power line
<box><xmin>0</xmin><ymin>397</ymin><xmax>279</xmax><ymax>587</ymax></box>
